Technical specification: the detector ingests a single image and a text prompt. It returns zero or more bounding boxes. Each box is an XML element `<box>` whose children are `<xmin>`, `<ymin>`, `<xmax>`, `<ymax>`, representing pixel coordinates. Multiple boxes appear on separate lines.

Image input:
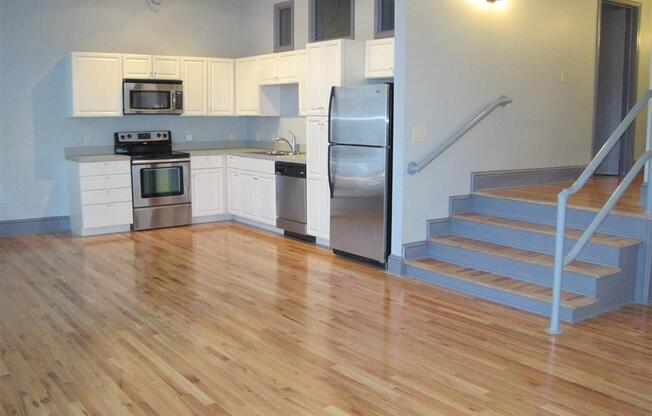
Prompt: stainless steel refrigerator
<box><xmin>328</xmin><ymin>84</ymin><xmax>393</xmax><ymax>266</ymax></box>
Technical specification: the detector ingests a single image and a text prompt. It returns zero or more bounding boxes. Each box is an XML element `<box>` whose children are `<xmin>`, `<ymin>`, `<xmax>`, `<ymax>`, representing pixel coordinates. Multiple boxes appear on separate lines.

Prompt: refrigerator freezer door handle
<box><xmin>327</xmin><ymin>86</ymin><xmax>336</xmax><ymax>144</ymax></box>
<box><xmin>327</xmin><ymin>144</ymin><xmax>334</xmax><ymax>198</ymax></box>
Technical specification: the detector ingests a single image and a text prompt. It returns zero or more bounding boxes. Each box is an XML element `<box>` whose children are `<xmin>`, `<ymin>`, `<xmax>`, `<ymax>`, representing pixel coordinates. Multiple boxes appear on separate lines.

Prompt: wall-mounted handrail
<box><xmin>549</xmin><ymin>90</ymin><xmax>652</xmax><ymax>335</ymax></box>
<box><xmin>407</xmin><ymin>95</ymin><xmax>513</xmax><ymax>175</ymax></box>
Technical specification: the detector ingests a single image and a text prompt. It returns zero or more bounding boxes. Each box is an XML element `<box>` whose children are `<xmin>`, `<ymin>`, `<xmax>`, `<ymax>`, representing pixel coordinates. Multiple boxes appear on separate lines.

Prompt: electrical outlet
<box><xmin>412</xmin><ymin>128</ymin><xmax>427</xmax><ymax>143</ymax></box>
<box><xmin>42</xmin><ymin>197</ymin><xmax>50</xmax><ymax>208</ymax></box>
<box><xmin>560</xmin><ymin>70</ymin><xmax>568</xmax><ymax>84</ymax></box>
<box><xmin>83</xmin><ymin>136</ymin><xmax>92</xmax><ymax>145</ymax></box>
<box><xmin>185</xmin><ymin>134</ymin><xmax>193</xmax><ymax>142</ymax></box>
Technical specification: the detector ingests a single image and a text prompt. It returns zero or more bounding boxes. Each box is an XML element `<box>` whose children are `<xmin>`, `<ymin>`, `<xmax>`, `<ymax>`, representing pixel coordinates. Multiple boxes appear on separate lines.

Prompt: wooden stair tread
<box><xmin>405</xmin><ymin>258</ymin><xmax>597</xmax><ymax>309</ymax></box>
<box><xmin>452</xmin><ymin>213</ymin><xmax>640</xmax><ymax>248</ymax></box>
<box><xmin>472</xmin><ymin>189</ymin><xmax>650</xmax><ymax>220</ymax></box>
<box><xmin>429</xmin><ymin>235</ymin><xmax>620</xmax><ymax>278</ymax></box>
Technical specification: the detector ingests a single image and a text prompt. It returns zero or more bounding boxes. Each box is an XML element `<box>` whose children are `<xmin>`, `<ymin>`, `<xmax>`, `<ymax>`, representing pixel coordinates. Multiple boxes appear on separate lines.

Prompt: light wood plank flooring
<box><xmin>0</xmin><ymin>222</ymin><xmax>650</xmax><ymax>415</ymax></box>
<box><xmin>476</xmin><ymin>174</ymin><xmax>649</xmax><ymax>218</ymax></box>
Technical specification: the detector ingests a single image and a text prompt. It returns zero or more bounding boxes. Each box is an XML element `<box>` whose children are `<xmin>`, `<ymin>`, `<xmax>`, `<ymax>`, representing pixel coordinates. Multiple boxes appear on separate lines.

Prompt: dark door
<box><xmin>593</xmin><ymin>1</ymin><xmax>639</xmax><ymax>176</ymax></box>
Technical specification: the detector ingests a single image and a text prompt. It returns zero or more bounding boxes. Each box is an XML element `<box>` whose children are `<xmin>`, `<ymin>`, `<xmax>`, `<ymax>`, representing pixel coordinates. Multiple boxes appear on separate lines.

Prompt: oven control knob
<box><xmin>157</xmin><ymin>133</ymin><xmax>161</xmax><ymax>138</ymax></box>
<box><xmin>127</xmin><ymin>134</ymin><xmax>132</xmax><ymax>139</ymax></box>
<box><xmin>120</xmin><ymin>135</ymin><xmax>126</xmax><ymax>140</ymax></box>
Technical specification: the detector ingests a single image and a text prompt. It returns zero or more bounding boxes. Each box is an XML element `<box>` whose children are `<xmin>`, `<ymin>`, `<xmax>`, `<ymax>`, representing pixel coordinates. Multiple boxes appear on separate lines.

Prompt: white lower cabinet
<box><xmin>227</xmin><ymin>169</ymin><xmax>241</xmax><ymax>215</ymax></box>
<box><xmin>67</xmin><ymin>159</ymin><xmax>134</xmax><ymax>236</ymax></box>
<box><xmin>226</xmin><ymin>156</ymin><xmax>276</xmax><ymax>227</ymax></box>
<box><xmin>306</xmin><ymin>117</ymin><xmax>330</xmax><ymax>240</ymax></box>
<box><xmin>191</xmin><ymin>156</ymin><xmax>226</xmax><ymax>219</ymax></box>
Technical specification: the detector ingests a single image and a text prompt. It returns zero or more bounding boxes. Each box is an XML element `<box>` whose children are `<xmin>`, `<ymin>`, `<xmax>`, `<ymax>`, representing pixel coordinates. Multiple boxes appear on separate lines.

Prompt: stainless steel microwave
<box><xmin>123</xmin><ymin>79</ymin><xmax>183</xmax><ymax>115</ymax></box>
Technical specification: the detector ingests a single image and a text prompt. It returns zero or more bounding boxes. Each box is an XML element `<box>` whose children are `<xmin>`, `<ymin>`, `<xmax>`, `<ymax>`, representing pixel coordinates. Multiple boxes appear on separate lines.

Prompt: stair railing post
<box><xmin>646</xmin><ymin>90</ymin><xmax>652</xmax><ymax>214</ymax></box>
<box><xmin>549</xmin><ymin>191</ymin><xmax>569</xmax><ymax>335</ymax></box>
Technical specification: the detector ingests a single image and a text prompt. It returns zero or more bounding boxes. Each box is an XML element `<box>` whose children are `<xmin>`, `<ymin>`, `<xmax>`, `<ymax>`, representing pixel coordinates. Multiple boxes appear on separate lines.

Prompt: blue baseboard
<box><xmin>0</xmin><ymin>216</ymin><xmax>70</xmax><ymax>237</ymax></box>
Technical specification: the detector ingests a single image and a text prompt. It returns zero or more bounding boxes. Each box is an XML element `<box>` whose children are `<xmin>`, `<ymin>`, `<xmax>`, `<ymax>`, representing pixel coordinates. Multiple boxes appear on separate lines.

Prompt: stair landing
<box><xmin>474</xmin><ymin>174</ymin><xmax>648</xmax><ymax>218</ymax></box>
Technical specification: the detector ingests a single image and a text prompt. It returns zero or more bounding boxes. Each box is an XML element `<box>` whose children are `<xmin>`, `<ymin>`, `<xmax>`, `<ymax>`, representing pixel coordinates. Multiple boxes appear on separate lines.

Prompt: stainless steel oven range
<box><xmin>115</xmin><ymin>130</ymin><xmax>191</xmax><ymax>231</ymax></box>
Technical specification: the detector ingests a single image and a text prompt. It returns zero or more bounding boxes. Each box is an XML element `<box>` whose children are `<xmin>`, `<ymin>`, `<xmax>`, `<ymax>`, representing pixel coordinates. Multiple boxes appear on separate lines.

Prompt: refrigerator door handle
<box><xmin>327</xmin><ymin>86</ymin><xmax>336</xmax><ymax>144</ymax></box>
<box><xmin>327</xmin><ymin>144</ymin><xmax>334</xmax><ymax>198</ymax></box>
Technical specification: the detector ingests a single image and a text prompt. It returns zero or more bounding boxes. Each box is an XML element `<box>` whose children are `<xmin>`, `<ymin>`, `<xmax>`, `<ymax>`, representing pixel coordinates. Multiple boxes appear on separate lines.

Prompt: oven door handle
<box><xmin>132</xmin><ymin>158</ymin><xmax>191</xmax><ymax>165</ymax></box>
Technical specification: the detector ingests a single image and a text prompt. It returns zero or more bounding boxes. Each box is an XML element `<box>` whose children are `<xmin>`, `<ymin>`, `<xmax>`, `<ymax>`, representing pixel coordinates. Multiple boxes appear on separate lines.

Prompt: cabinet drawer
<box><xmin>191</xmin><ymin>155</ymin><xmax>225</xmax><ymax>170</ymax></box>
<box><xmin>226</xmin><ymin>155</ymin><xmax>274</xmax><ymax>174</ymax></box>
<box><xmin>81</xmin><ymin>174</ymin><xmax>132</xmax><ymax>191</ymax></box>
<box><xmin>79</xmin><ymin>161</ymin><xmax>130</xmax><ymax>177</ymax></box>
<box><xmin>82</xmin><ymin>202</ymin><xmax>133</xmax><ymax>229</ymax></box>
<box><xmin>82</xmin><ymin>188</ymin><xmax>132</xmax><ymax>205</ymax></box>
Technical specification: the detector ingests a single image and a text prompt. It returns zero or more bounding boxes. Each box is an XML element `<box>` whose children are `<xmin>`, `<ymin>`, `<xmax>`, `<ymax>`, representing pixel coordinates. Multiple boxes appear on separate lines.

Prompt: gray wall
<box><xmin>0</xmin><ymin>0</ymin><xmax>247</xmax><ymax>221</ymax></box>
<box><xmin>391</xmin><ymin>0</ymin><xmax>652</xmax><ymax>255</ymax></box>
<box><xmin>243</xmin><ymin>0</ymin><xmax>377</xmax><ymax>147</ymax></box>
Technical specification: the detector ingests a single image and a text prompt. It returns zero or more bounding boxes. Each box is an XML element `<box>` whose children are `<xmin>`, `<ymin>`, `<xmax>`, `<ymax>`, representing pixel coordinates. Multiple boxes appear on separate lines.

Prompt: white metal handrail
<box><xmin>407</xmin><ymin>95</ymin><xmax>513</xmax><ymax>175</ymax></box>
<box><xmin>549</xmin><ymin>89</ymin><xmax>652</xmax><ymax>335</ymax></box>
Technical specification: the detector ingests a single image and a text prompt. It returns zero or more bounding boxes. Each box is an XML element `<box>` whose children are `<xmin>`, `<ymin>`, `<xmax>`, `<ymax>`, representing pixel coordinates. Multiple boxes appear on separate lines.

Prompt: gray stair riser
<box><xmin>470</xmin><ymin>195</ymin><xmax>647</xmax><ymax>239</ymax></box>
<box><xmin>427</xmin><ymin>242</ymin><xmax>602</xmax><ymax>296</ymax></box>
<box><xmin>404</xmin><ymin>264</ymin><xmax>578</xmax><ymax>322</ymax></box>
<box><xmin>449</xmin><ymin>219</ymin><xmax>622</xmax><ymax>266</ymax></box>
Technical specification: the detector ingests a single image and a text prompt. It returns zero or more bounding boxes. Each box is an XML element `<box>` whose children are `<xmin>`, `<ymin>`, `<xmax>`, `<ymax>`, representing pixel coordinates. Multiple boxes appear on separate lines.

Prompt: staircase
<box><xmin>402</xmin><ymin>191</ymin><xmax>645</xmax><ymax>323</ymax></box>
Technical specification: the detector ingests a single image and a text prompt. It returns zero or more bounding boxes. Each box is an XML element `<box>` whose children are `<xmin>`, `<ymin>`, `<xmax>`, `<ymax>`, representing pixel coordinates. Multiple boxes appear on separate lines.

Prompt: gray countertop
<box><xmin>65</xmin><ymin>154</ymin><xmax>132</xmax><ymax>163</ymax></box>
<box><xmin>67</xmin><ymin>148</ymin><xmax>306</xmax><ymax>164</ymax></box>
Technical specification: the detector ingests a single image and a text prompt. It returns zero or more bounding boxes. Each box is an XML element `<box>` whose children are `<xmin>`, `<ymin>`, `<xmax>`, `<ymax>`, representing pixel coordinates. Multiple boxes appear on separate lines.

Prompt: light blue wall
<box><xmin>0</xmin><ymin>0</ymin><xmax>247</xmax><ymax>221</ymax></box>
<box><xmin>242</xmin><ymin>0</ymin><xmax>378</xmax><ymax>147</ymax></box>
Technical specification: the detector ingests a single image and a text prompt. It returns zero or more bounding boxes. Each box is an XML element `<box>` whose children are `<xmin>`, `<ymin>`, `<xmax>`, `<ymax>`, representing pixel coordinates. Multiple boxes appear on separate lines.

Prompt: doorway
<box><xmin>593</xmin><ymin>0</ymin><xmax>640</xmax><ymax>176</ymax></box>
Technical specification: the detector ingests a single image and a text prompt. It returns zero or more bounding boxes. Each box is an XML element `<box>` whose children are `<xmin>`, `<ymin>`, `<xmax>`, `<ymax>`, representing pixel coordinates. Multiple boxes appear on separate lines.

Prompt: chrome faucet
<box><xmin>274</xmin><ymin>130</ymin><xmax>299</xmax><ymax>154</ymax></box>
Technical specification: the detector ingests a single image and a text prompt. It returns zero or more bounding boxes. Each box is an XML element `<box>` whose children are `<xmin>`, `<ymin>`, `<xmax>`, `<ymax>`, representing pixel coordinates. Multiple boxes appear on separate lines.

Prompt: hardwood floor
<box><xmin>0</xmin><ymin>222</ymin><xmax>650</xmax><ymax>415</ymax></box>
<box><xmin>476</xmin><ymin>174</ymin><xmax>649</xmax><ymax>218</ymax></box>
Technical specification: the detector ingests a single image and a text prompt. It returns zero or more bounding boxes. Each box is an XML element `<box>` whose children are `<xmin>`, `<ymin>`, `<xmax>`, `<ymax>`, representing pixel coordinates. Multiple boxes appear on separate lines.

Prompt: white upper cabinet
<box><xmin>123</xmin><ymin>54</ymin><xmax>181</xmax><ymax>79</ymax></box>
<box><xmin>236</xmin><ymin>57</ymin><xmax>261</xmax><ymax>115</ymax></box>
<box><xmin>235</xmin><ymin>57</ymin><xmax>280</xmax><ymax>116</ymax></box>
<box><xmin>278</xmin><ymin>51</ymin><xmax>299</xmax><ymax>83</ymax></box>
<box><xmin>259</xmin><ymin>51</ymin><xmax>299</xmax><ymax>85</ymax></box>
<box><xmin>123</xmin><ymin>54</ymin><xmax>152</xmax><ymax>78</ymax></box>
<box><xmin>306</xmin><ymin>39</ymin><xmax>364</xmax><ymax>116</ymax></box>
<box><xmin>297</xmin><ymin>50</ymin><xmax>309</xmax><ymax>116</ymax></box>
<box><xmin>208</xmin><ymin>59</ymin><xmax>235</xmax><ymax>116</ymax></box>
<box><xmin>153</xmin><ymin>56</ymin><xmax>181</xmax><ymax>79</ymax></box>
<box><xmin>259</xmin><ymin>54</ymin><xmax>280</xmax><ymax>85</ymax></box>
<box><xmin>365</xmin><ymin>38</ymin><xmax>394</xmax><ymax>79</ymax></box>
<box><xmin>181</xmin><ymin>57</ymin><xmax>208</xmax><ymax>116</ymax></box>
<box><xmin>69</xmin><ymin>52</ymin><xmax>123</xmax><ymax>117</ymax></box>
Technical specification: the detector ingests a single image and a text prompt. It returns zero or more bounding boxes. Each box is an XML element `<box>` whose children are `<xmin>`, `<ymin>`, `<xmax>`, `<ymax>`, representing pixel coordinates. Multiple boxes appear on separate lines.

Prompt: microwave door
<box><xmin>123</xmin><ymin>80</ymin><xmax>183</xmax><ymax>115</ymax></box>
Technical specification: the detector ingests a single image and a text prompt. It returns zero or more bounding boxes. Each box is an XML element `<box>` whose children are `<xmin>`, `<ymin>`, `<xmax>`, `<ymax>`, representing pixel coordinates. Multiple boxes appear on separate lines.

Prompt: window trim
<box><xmin>309</xmin><ymin>0</ymin><xmax>355</xmax><ymax>43</ymax></box>
<box><xmin>274</xmin><ymin>0</ymin><xmax>294</xmax><ymax>53</ymax></box>
<box><xmin>374</xmin><ymin>0</ymin><xmax>394</xmax><ymax>39</ymax></box>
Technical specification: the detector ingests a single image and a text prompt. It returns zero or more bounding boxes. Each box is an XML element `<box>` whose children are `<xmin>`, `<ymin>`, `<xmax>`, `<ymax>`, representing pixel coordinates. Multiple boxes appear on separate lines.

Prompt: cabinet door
<box><xmin>321</xmin><ymin>172</ymin><xmax>331</xmax><ymax>240</ymax></box>
<box><xmin>192</xmin><ymin>168</ymin><xmax>224</xmax><ymax>217</ymax></box>
<box><xmin>123</xmin><ymin>54</ymin><xmax>152</xmax><ymax>79</ymax></box>
<box><xmin>239</xmin><ymin>171</ymin><xmax>258</xmax><ymax>219</ymax></box>
<box><xmin>297</xmin><ymin>50</ymin><xmax>308</xmax><ymax>116</ymax></box>
<box><xmin>153</xmin><ymin>56</ymin><xmax>181</xmax><ymax>79</ymax></box>
<box><xmin>307</xmin><ymin>176</ymin><xmax>322</xmax><ymax>237</ymax></box>
<box><xmin>365</xmin><ymin>39</ymin><xmax>394</xmax><ymax>78</ymax></box>
<box><xmin>322</xmin><ymin>41</ymin><xmax>343</xmax><ymax>113</ymax></box>
<box><xmin>70</xmin><ymin>52</ymin><xmax>123</xmax><ymax>117</ymax></box>
<box><xmin>235</xmin><ymin>58</ymin><xmax>261</xmax><ymax>115</ymax></box>
<box><xmin>306</xmin><ymin>117</ymin><xmax>324</xmax><ymax>177</ymax></box>
<box><xmin>227</xmin><ymin>169</ymin><xmax>241</xmax><ymax>215</ymax></box>
<box><xmin>258</xmin><ymin>173</ymin><xmax>277</xmax><ymax>225</ymax></box>
<box><xmin>208</xmin><ymin>59</ymin><xmax>234</xmax><ymax>116</ymax></box>
<box><xmin>181</xmin><ymin>57</ymin><xmax>208</xmax><ymax>116</ymax></box>
<box><xmin>259</xmin><ymin>55</ymin><xmax>279</xmax><ymax>85</ymax></box>
<box><xmin>306</xmin><ymin>45</ymin><xmax>324</xmax><ymax>115</ymax></box>
<box><xmin>278</xmin><ymin>51</ymin><xmax>299</xmax><ymax>84</ymax></box>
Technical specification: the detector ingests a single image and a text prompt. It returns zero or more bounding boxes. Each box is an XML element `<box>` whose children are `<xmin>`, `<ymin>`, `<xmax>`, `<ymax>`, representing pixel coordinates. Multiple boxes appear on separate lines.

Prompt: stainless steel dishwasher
<box><xmin>275</xmin><ymin>161</ymin><xmax>312</xmax><ymax>240</ymax></box>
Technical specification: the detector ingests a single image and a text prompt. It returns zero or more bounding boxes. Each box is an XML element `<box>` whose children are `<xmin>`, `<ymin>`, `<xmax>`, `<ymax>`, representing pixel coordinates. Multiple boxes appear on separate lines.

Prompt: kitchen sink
<box><xmin>250</xmin><ymin>150</ymin><xmax>300</xmax><ymax>156</ymax></box>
